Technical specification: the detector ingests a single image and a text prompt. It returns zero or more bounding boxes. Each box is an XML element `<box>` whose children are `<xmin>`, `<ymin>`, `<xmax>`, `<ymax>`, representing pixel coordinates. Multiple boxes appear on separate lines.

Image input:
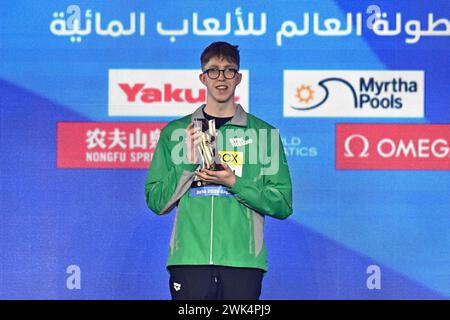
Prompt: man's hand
<box><xmin>195</xmin><ymin>163</ymin><xmax>237</xmax><ymax>188</ymax></box>
<box><xmin>185</xmin><ymin>123</ymin><xmax>203</xmax><ymax>164</ymax></box>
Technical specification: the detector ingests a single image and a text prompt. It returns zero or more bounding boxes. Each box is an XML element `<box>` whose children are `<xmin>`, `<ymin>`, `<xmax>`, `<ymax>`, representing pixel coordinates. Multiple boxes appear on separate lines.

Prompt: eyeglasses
<box><xmin>203</xmin><ymin>68</ymin><xmax>238</xmax><ymax>80</ymax></box>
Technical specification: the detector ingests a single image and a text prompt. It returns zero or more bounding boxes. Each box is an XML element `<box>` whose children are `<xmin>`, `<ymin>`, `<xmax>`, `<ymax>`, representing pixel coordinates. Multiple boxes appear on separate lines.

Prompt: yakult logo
<box><xmin>109</xmin><ymin>69</ymin><xmax>249</xmax><ymax>116</ymax></box>
<box><xmin>336</xmin><ymin>124</ymin><xmax>450</xmax><ymax>170</ymax></box>
<box><xmin>119</xmin><ymin>83</ymin><xmax>205</xmax><ymax>104</ymax></box>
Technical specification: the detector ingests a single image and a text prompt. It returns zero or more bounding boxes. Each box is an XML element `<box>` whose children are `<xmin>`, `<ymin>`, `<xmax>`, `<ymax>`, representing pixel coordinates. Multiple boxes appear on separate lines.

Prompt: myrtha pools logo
<box><xmin>284</xmin><ymin>70</ymin><xmax>424</xmax><ymax>118</ymax></box>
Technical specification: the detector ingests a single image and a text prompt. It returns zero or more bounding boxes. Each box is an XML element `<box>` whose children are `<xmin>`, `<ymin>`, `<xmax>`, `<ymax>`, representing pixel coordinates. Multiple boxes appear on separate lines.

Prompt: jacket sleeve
<box><xmin>227</xmin><ymin>133</ymin><xmax>293</xmax><ymax>220</ymax></box>
<box><xmin>145</xmin><ymin>127</ymin><xmax>198</xmax><ymax>215</ymax></box>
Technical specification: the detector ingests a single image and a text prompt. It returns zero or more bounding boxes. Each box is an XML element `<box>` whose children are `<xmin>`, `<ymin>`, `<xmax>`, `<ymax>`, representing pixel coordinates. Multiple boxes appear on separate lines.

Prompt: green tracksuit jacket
<box><xmin>145</xmin><ymin>104</ymin><xmax>293</xmax><ymax>271</ymax></box>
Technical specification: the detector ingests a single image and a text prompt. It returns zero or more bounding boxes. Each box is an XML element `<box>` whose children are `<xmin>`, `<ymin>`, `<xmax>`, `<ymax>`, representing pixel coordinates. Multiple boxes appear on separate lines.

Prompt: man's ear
<box><xmin>199</xmin><ymin>73</ymin><xmax>207</xmax><ymax>86</ymax></box>
<box><xmin>235</xmin><ymin>72</ymin><xmax>242</xmax><ymax>86</ymax></box>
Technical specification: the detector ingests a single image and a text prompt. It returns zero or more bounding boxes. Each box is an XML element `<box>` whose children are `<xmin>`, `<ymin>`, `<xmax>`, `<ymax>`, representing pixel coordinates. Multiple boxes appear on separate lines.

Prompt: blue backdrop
<box><xmin>1</xmin><ymin>0</ymin><xmax>449</xmax><ymax>299</ymax></box>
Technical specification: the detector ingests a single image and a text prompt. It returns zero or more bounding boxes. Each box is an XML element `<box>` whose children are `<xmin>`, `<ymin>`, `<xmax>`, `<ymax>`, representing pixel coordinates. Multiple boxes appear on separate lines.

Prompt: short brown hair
<box><xmin>200</xmin><ymin>41</ymin><xmax>240</xmax><ymax>70</ymax></box>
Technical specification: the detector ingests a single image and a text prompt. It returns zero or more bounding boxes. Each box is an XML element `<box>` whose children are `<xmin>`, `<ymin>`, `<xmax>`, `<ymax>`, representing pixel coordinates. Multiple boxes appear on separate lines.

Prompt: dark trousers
<box><xmin>168</xmin><ymin>265</ymin><xmax>264</xmax><ymax>300</ymax></box>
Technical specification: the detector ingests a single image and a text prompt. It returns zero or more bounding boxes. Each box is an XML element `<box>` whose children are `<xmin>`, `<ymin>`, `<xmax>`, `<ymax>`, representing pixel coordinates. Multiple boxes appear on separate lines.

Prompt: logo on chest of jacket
<box><xmin>229</xmin><ymin>137</ymin><xmax>253</xmax><ymax>147</ymax></box>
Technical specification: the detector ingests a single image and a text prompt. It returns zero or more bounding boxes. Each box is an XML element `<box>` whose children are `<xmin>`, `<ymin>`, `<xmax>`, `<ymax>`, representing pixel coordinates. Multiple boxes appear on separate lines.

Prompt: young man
<box><xmin>145</xmin><ymin>41</ymin><xmax>292</xmax><ymax>300</ymax></box>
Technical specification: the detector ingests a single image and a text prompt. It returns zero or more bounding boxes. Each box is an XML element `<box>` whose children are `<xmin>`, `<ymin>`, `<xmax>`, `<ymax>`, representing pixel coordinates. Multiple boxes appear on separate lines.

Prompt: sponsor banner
<box><xmin>57</xmin><ymin>122</ymin><xmax>167</xmax><ymax>169</ymax></box>
<box><xmin>336</xmin><ymin>124</ymin><xmax>450</xmax><ymax>170</ymax></box>
<box><xmin>109</xmin><ymin>69</ymin><xmax>249</xmax><ymax>116</ymax></box>
<box><xmin>284</xmin><ymin>70</ymin><xmax>424</xmax><ymax>117</ymax></box>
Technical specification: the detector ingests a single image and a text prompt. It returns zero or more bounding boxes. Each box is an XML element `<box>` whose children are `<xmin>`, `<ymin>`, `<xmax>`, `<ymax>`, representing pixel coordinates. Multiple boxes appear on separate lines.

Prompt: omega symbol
<box><xmin>344</xmin><ymin>134</ymin><xmax>370</xmax><ymax>158</ymax></box>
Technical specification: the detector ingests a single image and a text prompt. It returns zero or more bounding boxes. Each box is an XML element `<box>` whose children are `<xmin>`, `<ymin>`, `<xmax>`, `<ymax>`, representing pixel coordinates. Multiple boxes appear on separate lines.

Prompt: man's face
<box><xmin>199</xmin><ymin>56</ymin><xmax>242</xmax><ymax>104</ymax></box>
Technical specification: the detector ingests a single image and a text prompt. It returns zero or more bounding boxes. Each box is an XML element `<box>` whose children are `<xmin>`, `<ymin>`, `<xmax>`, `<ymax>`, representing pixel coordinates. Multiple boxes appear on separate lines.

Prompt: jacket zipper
<box><xmin>209</xmin><ymin>196</ymin><xmax>214</xmax><ymax>264</ymax></box>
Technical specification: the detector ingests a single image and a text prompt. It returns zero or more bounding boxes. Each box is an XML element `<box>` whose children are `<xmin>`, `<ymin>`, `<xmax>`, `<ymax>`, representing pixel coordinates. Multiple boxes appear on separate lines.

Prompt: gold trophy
<box><xmin>193</xmin><ymin>118</ymin><xmax>224</xmax><ymax>172</ymax></box>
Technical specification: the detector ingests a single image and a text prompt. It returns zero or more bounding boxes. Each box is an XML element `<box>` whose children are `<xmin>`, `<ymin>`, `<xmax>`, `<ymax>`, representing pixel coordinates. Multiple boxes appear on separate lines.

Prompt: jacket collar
<box><xmin>191</xmin><ymin>104</ymin><xmax>247</xmax><ymax>127</ymax></box>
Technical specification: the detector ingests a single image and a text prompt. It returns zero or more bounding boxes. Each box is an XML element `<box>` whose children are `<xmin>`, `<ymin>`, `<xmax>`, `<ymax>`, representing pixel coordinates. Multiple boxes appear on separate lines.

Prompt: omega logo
<box><xmin>344</xmin><ymin>134</ymin><xmax>370</xmax><ymax>158</ymax></box>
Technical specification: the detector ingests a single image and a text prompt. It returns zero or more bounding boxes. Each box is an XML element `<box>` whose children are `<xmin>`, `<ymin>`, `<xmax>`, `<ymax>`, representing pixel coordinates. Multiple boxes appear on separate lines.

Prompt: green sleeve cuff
<box><xmin>228</xmin><ymin>175</ymin><xmax>244</xmax><ymax>194</ymax></box>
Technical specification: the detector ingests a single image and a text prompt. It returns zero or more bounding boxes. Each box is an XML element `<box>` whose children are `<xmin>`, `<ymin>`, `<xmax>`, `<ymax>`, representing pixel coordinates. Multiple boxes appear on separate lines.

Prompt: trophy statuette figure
<box><xmin>193</xmin><ymin>118</ymin><xmax>224</xmax><ymax>172</ymax></box>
